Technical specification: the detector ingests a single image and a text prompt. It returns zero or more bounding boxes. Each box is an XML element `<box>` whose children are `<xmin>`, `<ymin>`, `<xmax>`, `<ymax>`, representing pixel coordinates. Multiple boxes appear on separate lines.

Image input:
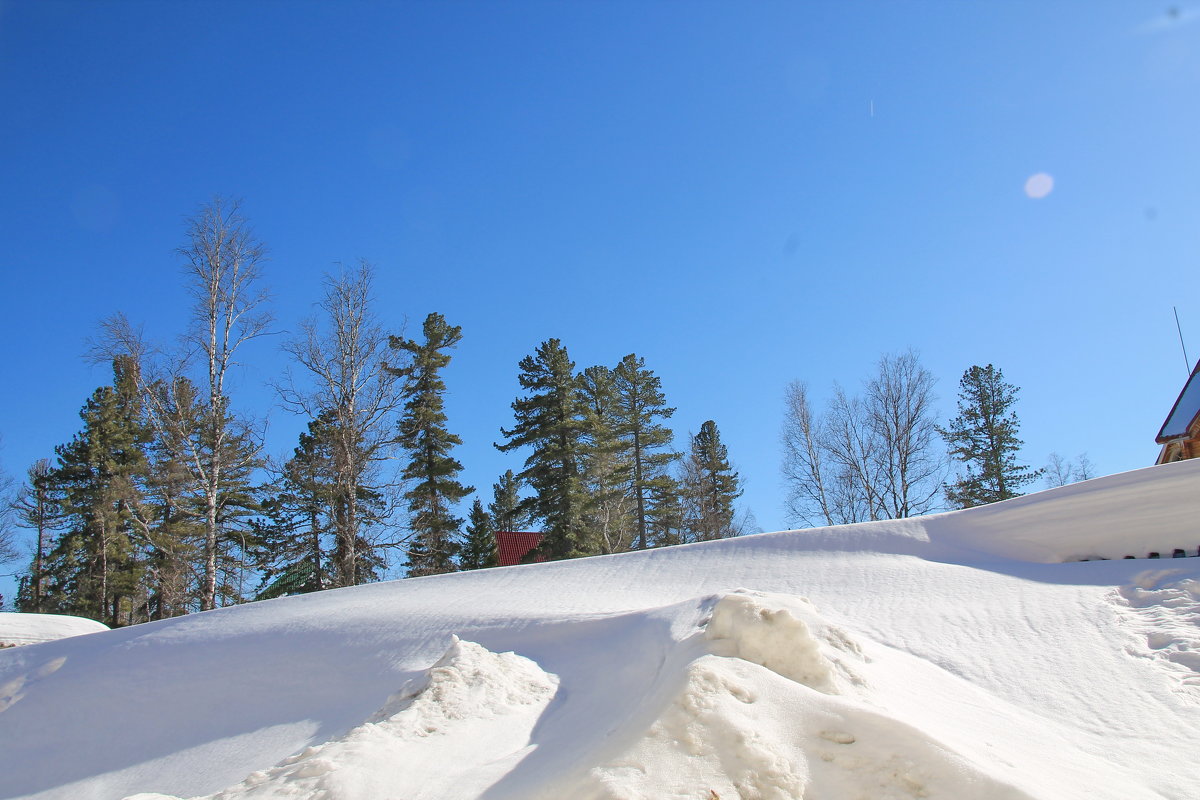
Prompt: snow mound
<box><xmin>1113</xmin><ymin>570</ymin><xmax>1200</xmax><ymax>690</ymax></box>
<box><xmin>704</xmin><ymin>589</ymin><xmax>865</xmax><ymax>693</ymax></box>
<box><xmin>0</xmin><ymin>612</ymin><xmax>108</xmax><ymax>648</ymax></box>
<box><xmin>127</xmin><ymin>637</ymin><xmax>557</xmax><ymax>800</ymax></box>
<box><xmin>575</xmin><ymin>591</ymin><xmax>1037</xmax><ymax>800</ymax></box>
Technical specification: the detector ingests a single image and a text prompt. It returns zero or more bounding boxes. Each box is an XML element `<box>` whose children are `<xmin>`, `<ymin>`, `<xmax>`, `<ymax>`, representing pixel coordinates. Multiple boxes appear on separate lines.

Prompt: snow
<box><xmin>2</xmin><ymin>458</ymin><xmax>1199</xmax><ymax>800</ymax></box>
<box><xmin>0</xmin><ymin>612</ymin><xmax>108</xmax><ymax>649</ymax></box>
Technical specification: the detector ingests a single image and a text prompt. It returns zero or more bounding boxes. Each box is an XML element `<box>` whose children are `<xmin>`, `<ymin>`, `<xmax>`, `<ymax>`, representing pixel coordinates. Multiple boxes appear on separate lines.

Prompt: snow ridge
<box><xmin>569</xmin><ymin>591</ymin><xmax>1038</xmax><ymax>800</ymax></box>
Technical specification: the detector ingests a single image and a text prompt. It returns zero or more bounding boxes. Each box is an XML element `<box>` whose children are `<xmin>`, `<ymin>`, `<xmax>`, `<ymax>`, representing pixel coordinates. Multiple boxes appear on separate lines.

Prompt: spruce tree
<box><xmin>11</xmin><ymin>459</ymin><xmax>63</xmax><ymax>614</ymax></box>
<box><xmin>42</xmin><ymin>359</ymin><xmax>152</xmax><ymax>625</ymax></box>
<box><xmin>489</xmin><ymin>469</ymin><xmax>531</xmax><ymax>532</ymax></box>
<box><xmin>460</xmin><ymin>498</ymin><xmax>498</xmax><ymax>570</ymax></box>
<box><xmin>578</xmin><ymin>365</ymin><xmax>635</xmax><ymax>554</ymax></box>
<box><xmin>139</xmin><ymin>410</ymin><xmax>203</xmax><ymax>619</ymax></box>
<box><xmin>681</xmin><ymin>420</ymin><xmax>743</xmax><ymax>542</ymax></box>
<box><xmin>940</xmin><ymin>364</ymin><xmax>1041</xmax><ymax>508</ymax></box>
<box><xmin>497</xmin><ymin>338</ymin><xmax>589</xmax><ymax>560</ymax></box>
<box><xmin>612</xmin><ymin>354</ymin><xmax>678</xmax><ymax>550</ymax></box>
<box><xmin>253</xmin><ymin>414</ymin><xmax>338</xmax><ymax>599</ymax></box>
<box><xmin>391</xmin><ymin>313</ymin><xmax>472</xmax><ymax>577</ymax></box>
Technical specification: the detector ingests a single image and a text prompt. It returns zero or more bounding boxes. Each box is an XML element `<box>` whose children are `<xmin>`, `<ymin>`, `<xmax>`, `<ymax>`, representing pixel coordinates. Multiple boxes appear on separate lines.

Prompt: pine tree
<box><xmin>645</xmin><ymin>474</ymin><xmax>685</xmax><ymax>547</ymax></box>
<box><xmin>41</xmin><ymin>359</ymin><xmax>152</xmax><ymax>625</ymax></box>
<box><xmin>611</xmin><ymin>354</ymin><xmax>678</xmax><ymax>550</ymax></box>
<box><xmin>148</xmin><ymin>375</ymin><xmax>263</xmax><ymax>609</ymax></box>
<box><xmin>391</xmin><ymin>313</ymin><xmax>472</xmax><ymax>577</ymax></box>
<box><xmin>139</xmin><ymin>409</ymin><xmax>203</xmax><ymax>620</ymax></box>
<box><xmin>253</xmin><ymin>414</ymin><xmax>338</xmax><ymax>599</ymax></box>
<box><xmin>11</xmin><ymin>459</ymin><xmax>63</xmax><ymax>614</ymax></box>
<box><xmin>497</xmin><ymin>339</ymin><xmax>589</xmax><ymax>560</ymax></box>
<box><xmin>577</xmin><ymin>365</ymin><xmax>635</xmax><ymax>554</ymax></box>
<box><xmin>489</xmin><ymin>469</ymin><xmax>531</xmax><ymax>533</ymax></box>
<box><xmin>460</xmin><ymin>499</ymin><xmax>498</xmax><ymax>570</ymax></box>
<box><xmin>940</xmin><ymin>364</ymin><xmax>1042</xmax><ymax>508</ymax></box>
<box><xmin>681</xmin><ymin>420</ymin><xmax>743</xmax><ymax>542</ymax></box>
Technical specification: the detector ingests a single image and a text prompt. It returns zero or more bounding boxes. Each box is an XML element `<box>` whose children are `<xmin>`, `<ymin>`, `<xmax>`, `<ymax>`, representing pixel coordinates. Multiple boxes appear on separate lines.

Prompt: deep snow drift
<box><xmin>0</xmin><ymin>613</ymin><xmax>108</xmax><ymax>649</ymax></box>
<box><xmin>2</xmin><ymin>459</ymin><xmax>1199</xmax><ymax>800</ymax></box>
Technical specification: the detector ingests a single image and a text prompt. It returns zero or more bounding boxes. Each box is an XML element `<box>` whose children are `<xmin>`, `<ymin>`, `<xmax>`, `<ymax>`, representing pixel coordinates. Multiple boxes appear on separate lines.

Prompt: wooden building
<box><xmin>1156</xmin><ymin>358</ymin><xmax>1200</xmax><ymax>464</ymax></box>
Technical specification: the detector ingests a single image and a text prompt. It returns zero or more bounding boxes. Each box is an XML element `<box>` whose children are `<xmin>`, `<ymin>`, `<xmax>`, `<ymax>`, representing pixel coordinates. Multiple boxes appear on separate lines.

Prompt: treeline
<box><xmin>780</xmin><ymin>351</ymin><xmax>1085</xmax><ymax>529</ymax></box>
<box><xmin>2</xmin><ymin>199</ymin><xmax>746</xmax><ymax>625</ymax></box>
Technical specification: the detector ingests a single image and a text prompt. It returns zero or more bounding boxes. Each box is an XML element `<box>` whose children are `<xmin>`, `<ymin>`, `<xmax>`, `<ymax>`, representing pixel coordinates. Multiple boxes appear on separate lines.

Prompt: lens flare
<box><xmin>1024</xmin><ymin>173</ymin><xmax>1054</xmax><ymax>199</ymax></box>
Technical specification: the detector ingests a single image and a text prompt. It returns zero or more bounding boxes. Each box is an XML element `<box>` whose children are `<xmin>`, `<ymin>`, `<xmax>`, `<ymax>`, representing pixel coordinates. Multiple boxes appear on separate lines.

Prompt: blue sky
<box><xmin>2</xmin><ymin>1</ymin><xmax>1198</xmax><ymax>588</ymax></box>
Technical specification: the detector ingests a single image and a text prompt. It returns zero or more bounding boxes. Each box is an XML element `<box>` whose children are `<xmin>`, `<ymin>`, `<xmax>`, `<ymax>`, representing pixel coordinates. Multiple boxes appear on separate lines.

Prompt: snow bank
<box><xmin>127</xmin><ymin>637</ymin><xmax>557</xmax><ymax>800</ymax></box>
<box><xmin>5</xmin><ymin>458</ymin><xmax>1200</xmax><ymax>800</ymax></box>
<box><xmin>704</xmin><ymin>590</ymin><xmax>864</xmax><ymax>693</ymax></box>
<box><xmin>575</xmin><ymin>591</ymin><xmax>1038</xmax><ymax>800</ymax></box>
<box><xmin>0</xmin><ymin>612</ymin><xmax>108</xmax><ymax>648</ymax></box>
<box><xmin>792</xmin><ymin>458</ymin><xmax>1200</xmax><ymax>563</ymax></box>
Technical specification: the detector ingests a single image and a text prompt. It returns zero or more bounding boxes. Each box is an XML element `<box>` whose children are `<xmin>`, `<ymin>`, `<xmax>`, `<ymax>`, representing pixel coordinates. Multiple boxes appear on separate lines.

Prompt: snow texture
<box><xmin>125</xmin><ymin>637</ymin><xmax>557</xmax><ymax>800</ymax></box>
<box><xmin>2</xmin><ymin>458</ymin><xmax>1200</xmax><ymax>800</ymax></box>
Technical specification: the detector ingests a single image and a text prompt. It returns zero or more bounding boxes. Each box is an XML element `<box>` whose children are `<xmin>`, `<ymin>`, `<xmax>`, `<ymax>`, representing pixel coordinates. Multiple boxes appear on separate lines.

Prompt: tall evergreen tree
<box><xmin>577</xmin><ymin>365</ymin><xmax>635</xmax><ymax>554</ymax></box>
<box><xmin>939</xmin><ymin>364</ymin><xmax>1041</xmax><ymax>508</ymax></box>
<box><xmin>681</xmin><ymin>420</ymin><xmax>743</xmax><ymax>542</ymax></box>
<box><xmin>391</xmin><ymin>313</ymin><xmax>472</xmax><ymax>577</ymax></box>
<box><xmin>497</xmin><ymin>339</ymin><xmax>589</xmax><ymax>560</ymax></box>
<box><xmin>611</xmin><ymin>354</ymin><xmax>678</xmax><ymax>550</ymax></box>
<box><xmin>138</xmin><ymin>408</ymin><xmax>203</xmax><ymax>620</ymax></box>
<box><xmin>253</xmin><ymin>414</ymin><xmax>338</xmax><ymax>599</ymax></box>
<box><xmin>489</xmin><ymin>469</ymin><xmax>531</xmax><ymax>533</ymax></box>
<box><xmin>459</xmin><ymin>498</ymin><xmax>498</xmax><ymax>571</ymax></box>
<box><xmin>11</xmin><ymin>459</ymin><xmax>62</xmax><ymax>614</ymax></box>
<box><xmin>41</xmin><ymin>359</ymin><xmax>152</xmax><ymax>625</ymax></box>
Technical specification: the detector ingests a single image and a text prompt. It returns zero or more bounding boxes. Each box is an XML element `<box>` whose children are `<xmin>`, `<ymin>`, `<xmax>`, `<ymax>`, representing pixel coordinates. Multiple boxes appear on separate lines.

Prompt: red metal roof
<box><xmin>495</xmin><ymin>531</ymin><xmax>543</xmax><ymax>567</ymax></box>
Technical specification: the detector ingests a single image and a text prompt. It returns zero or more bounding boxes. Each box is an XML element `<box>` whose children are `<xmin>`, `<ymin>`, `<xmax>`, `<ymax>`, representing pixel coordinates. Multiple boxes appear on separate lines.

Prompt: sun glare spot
<box><xmin>1024</xmin><ymin>173</ymin><xmax>1054</xmax><ymax>199</ymax></box>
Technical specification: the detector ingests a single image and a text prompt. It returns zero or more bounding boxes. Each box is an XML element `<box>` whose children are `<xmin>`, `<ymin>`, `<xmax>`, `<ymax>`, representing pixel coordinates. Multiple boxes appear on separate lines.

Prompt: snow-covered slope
<box><xmin>3</xmin><ymin>459</ymin><xmax>1199</xmax><ymax>800</ymax></box>
<box><xmin>0</xmin><ymin>612</ymin><xmax>108</xmax><ymax>649</ymax></box>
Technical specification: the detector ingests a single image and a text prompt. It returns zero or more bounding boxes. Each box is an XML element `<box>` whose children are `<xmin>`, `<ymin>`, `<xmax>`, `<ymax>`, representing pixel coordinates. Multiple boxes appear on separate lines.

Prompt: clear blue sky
<box><xmin>2</xmin><ymin>1</ymin><xmax>1198</xmax><ymax>589</ymax></box>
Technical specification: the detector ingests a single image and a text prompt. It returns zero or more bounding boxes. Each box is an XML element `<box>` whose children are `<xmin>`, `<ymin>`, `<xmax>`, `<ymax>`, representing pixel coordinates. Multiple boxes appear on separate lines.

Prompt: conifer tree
<box><xmin>11</xmin><ymin>459</ymin><xmax>62</xmax><ymax>614</ymax></box>
<box><xmin>578</xmin><ymin>365</ymin><xmax>635</xmax><ymax>554</ymax></box>
<box><xmin>681</xmin><ymin>420</ymin><xmax>743</xmax><ymax>542</ymax></box>
<box><xmin>459</xmin><ymin>498</ymin><xmax>498</xmax><ymax>571</ymax></box>
<box><xmin>41</xmin><ymin>359</ymin><xmax>152</xmax><ymax>625</ymax></box>
<box><xmin>940</xmin><ymin>364</ymin><xmax>1041</xmax><ymax>508</ymax></box>
<box><xmin>497</xmin><ymin>339</ymin><xmax>589</xmax><ymax>560</ymax></box>
<box><xmin>489</xmin><ymin>469</ymin><xmax>531</xmax><ymax>533</ymax></box>
<box><xmin>138</xmin><ymin>414</ymin><xmax>203</xmax><ymax>619</ymax></box>
<box><xmin>253</xmin><ymin>414</ymin><xmax>338</xmax><ymax>599</ymax></box>
<box><xmin>645</xmin><ymin>474</ymin><xmax>685</xmax><ymax>547</ymax></box>
<box><xmin>391</xmin><ymin>313</ymin><xmax>472</xmax><ymax>577</ymax></box>
<box><xmin>612</xmin><ymin>354</ymin><xmax>678</xmax><ymax>550</ymax></box>
<box><xmin>149</xmin><ymin>375</ymin><xmax>263</xmax><ymax>609</ymax></box>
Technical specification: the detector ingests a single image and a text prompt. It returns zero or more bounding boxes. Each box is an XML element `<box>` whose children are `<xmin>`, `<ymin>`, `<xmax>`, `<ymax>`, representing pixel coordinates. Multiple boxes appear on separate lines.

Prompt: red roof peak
<box><xmin>494</xmin><ymin>531</ymin><xmax>544</xmax><ymax>567</ymax></box>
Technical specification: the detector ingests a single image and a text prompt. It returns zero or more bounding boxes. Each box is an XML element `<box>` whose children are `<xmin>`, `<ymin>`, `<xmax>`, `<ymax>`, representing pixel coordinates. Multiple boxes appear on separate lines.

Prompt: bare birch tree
<box><xmin>1045</xmin><ymin>452</ymin><xmax>1095</xmax><ymax>488</ymax></box>
<box><xmin>782</xmin><ymin>350</ymin><xmax>945</xmax><ymax>527</ymax></box>
<box><xmin>274</xmin><ymin>261</ymin><xmax>404</xmax><ymax>586</ymax></box>
<box><xmin>95</xmin><ymin>198</ymin><xmax>271</xmax><ymax>611</ymax></box>
<box><xmin>865</xmin><ymin>350</ymin><xmax>944</xmax><ymax>519</ymax></box>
